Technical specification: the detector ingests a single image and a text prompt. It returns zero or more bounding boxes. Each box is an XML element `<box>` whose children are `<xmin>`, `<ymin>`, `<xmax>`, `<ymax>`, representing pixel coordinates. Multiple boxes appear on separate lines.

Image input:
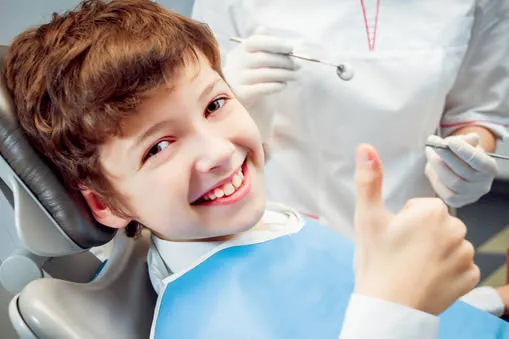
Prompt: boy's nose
<box><xmin>195</xmin><ymin>135</ymin><xmax>235</xmax><ymax>173</ymax></box>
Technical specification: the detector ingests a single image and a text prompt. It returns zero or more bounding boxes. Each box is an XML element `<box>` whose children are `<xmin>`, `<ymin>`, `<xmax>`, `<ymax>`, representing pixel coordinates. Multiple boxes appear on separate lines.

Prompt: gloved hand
<box><xmin>425</xmin><ymin>133</ymin><xmax>498</xmax><ymax>208</ymax></box>
<box><xmin>223</xmin><ymin>27</ymin><xmax>300</xmax><ymax>140</ymax></box>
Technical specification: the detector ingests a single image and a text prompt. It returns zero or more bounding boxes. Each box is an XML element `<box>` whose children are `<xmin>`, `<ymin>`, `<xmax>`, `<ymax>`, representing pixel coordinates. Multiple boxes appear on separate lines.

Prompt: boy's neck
<box><xmin>154</xmin><ymin>220</ymin><xmax>268</xmax><ymax>243</ymax></box>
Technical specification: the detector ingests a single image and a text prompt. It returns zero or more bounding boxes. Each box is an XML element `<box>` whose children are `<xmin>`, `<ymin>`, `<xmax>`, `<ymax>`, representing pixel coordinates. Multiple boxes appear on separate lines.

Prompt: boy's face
<box><xmin>86</xmin><ymin>52</ymin><xmax>266</xmax><ymax>241</ymax></box>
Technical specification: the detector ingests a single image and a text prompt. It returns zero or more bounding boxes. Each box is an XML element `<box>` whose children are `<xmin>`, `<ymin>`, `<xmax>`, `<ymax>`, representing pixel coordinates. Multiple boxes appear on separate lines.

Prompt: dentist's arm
<box><xmin>451</xmin><ymin>126</ymin><xmax>496</xmax><ymax>153</ymax></box>
<box><xmin>441</xmin><ymin>0</ymin><xmax>509</xmax><ymax>142</ymax></box>
<box><xmin>339</xmin><ymin>144</ymin><xmax>480</xmax><ymax>339</ymax></box>
<box><xmin>427</xmin><ymin>0</ymin><xmax>509</xmax><ymax>208</ymax></box>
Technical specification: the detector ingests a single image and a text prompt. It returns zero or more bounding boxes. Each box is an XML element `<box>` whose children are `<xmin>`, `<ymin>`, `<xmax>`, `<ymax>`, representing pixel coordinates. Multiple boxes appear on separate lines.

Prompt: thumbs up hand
<box><xmin>353</xmin><ymin>144</ymin><xmax>480</xmax><ymax>315</ymax></box>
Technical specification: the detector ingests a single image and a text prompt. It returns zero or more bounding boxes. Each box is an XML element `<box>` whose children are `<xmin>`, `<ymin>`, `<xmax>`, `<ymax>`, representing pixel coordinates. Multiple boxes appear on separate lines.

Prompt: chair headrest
<box><xmin>17</xmin><ymin>231</ymin><xmax>157</xmax><ymax>339</ymax></box>
<box><xmin>0</xmin><ymin>45</ymin><xmax>116</xmax><ymax>249</ymax></box>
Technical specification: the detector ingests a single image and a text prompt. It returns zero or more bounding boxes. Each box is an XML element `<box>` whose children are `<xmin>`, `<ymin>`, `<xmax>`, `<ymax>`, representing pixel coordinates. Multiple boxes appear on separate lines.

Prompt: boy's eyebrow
<box><xmin>199</xmin><ymin>78</ymin><xmax>223</xmax><ymax>103</ymax></box>
<box><xmin>132</xmin><ymin>119</ymin><xmax>174</xmax><ymax>152</ymax></box>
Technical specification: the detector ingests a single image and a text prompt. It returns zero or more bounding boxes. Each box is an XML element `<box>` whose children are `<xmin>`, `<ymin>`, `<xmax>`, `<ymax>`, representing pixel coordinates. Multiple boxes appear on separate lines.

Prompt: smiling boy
<box><xmin>3</xmin><ymin>1</ymin><xmax>508</xmax><ymax>338</ymax></box>
<box><xmin>83</xmin><ymin>51</ymin><xmax>267</xmax><ymax>243</ymax></box>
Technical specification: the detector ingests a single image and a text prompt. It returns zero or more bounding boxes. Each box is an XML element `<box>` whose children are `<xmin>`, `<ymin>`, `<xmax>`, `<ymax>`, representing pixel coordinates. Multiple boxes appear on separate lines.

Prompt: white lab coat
<box><xmin>192</xmin><ymin>0</ymin><xmax>509</xmax><ymax>237</ymax></box>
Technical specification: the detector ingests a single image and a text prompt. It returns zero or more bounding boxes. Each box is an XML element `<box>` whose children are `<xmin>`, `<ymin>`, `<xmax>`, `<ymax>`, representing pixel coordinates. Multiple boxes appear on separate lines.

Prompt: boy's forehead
<box><xmin>121</xmin><ymin>54</ymin><xmax>219</xmax><ymax>135</ymax></box>
<box><xmin>100</xmin><ymin>54</ymin><xmax>222</xmax><ymax>159</ymax></box>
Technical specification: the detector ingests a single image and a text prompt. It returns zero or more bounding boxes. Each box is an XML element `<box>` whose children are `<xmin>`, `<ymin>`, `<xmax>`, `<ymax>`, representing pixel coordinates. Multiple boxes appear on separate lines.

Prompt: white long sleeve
<box><xmin>460</xmin><ymin>286</ymin><xmax>505</xmax><ymax>317</ymax></box>
<box><xmin>339</xmin><ymin>294</ymin><xmax>439</xmax><ymax>339</ymax></box>
<box><xmin>441</xmin><ymin>0</ymin><xmax>509</xmax><ymax>139</ymax></box>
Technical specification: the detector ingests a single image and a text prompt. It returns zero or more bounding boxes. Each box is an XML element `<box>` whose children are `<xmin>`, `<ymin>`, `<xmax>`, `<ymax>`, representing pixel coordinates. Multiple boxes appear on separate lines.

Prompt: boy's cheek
<box><xmin>233</xmin><ymin>104</ymin><xmax>259</xmax><ymax>128</ymax></box>
<box><xmin>234</xmin><ymin>113</ymin><xmax>264</xmax><ymax>142</ymax></box>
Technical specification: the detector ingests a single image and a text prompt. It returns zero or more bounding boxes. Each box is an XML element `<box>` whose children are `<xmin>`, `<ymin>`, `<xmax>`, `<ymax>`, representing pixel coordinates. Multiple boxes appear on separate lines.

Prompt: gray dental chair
<box><xmin>0</xmin><ymin>45</ymin><xmax>157</xmax><ymax>338</ymax></box>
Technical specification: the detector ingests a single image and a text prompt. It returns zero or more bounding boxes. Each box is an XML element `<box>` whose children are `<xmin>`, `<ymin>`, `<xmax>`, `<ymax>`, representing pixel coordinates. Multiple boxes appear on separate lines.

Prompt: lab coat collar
<box><xmin>152</xmin><ymin>202</ymin><xmax>304</xmax><ymax>284</ymax></box>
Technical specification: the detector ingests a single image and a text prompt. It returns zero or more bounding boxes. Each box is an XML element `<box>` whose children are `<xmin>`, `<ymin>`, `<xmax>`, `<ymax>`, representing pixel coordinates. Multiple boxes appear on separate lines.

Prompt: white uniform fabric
<box><xmin>192</xmin><ymin>0</ymin><xmax>509</xmax><ymax>237</ymax></box>
<box><xmin>147</xmin><ymin>203</ymin><xmax>439</xmax><ymax>339</ymax></box>
<box><xmin>460</xmin><ymin>286</ymin><xmax>505</xmax><ymax>318</ymax></box>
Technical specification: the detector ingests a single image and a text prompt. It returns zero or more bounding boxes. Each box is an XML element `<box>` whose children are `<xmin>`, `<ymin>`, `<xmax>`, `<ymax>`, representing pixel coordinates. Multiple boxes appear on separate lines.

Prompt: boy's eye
<box><xmin>205</xmin><ymin>97</ymin><xmax>226</xmax><ymax>116</ymax></box>
<box><xmin>144</xmin><ymin>140</ymin><xmax>170</xmax><ymax>161</ymax></box>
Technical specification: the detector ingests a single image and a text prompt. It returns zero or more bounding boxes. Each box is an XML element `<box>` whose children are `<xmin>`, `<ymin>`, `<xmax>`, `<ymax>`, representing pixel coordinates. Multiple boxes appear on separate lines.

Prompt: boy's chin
<box><xmin>204</xmin><ymin>200</ymin><xmax>266</xmax><ymax>241</ymax></box>
<box><xmin>155</xmin><ymin>198</ymin><xmax>267</xmax><ymax>242</ymax></box>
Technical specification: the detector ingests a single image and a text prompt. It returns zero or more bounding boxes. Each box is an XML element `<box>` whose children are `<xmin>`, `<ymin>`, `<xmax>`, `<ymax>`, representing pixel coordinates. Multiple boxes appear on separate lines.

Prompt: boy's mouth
<box><xmin>192</xmin><ymin>161</ymin><xmax>248</xmax><ymax>205</ymax></box>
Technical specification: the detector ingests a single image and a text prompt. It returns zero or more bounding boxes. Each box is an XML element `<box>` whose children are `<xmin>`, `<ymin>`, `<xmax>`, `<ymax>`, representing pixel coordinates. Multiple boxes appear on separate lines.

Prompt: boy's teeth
<box><xmin>213</xmin><ymin>188</ymin><xmax>225</xmax><ymax>198</ymax></box>
<box><xmin>201</xmin><ymin>166</ymin><xmax>245</xmax><ymax>201</ymax></box>
<box><xmin>232</xmin><ymin>174</ymin><xmax>242</xmax><ymax>188</ymax></box>
<box><xmin>223</xmin><ymin>183</ymin><xmax>235</xmax><ymax>196</ymax></box>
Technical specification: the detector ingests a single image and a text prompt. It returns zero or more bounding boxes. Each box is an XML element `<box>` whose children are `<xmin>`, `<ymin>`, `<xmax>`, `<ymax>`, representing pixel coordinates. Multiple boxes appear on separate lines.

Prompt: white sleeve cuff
<box><xmin>460</xmin><ymin>286</ymin><xmax>505</xmax><ymax>317</ymax></box>
<box><xmin>339</xmin><ymin>293</ymin><xmax>439</xmax><ymax>339</ymax></box>
<box><xmin>440</xmin><ymin>118</ymin><xmax>509</xmax><ymax>140</ymax></box>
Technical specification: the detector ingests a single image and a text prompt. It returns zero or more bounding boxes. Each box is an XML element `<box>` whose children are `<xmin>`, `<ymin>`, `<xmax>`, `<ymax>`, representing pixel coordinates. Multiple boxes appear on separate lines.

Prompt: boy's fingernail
<box><xmin>356</xmin><ymin>146</ymin><xmax>375</xmax><ymax>168</ymax></box>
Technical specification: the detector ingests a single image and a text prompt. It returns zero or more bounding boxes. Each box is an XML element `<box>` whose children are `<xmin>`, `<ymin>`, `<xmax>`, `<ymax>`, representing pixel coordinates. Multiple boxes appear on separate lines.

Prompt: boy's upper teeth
<box><xmin>202</xmin><ymin>167</ymin><xmax>244</xmax><ymax>201</ymax></box>
<box><xmin>213</xmin><ymin>187</ymin><xmax>225</xmax><ymax>198</ymax></box>
<box><xmin>223</xmin><ymin>183</ymin><xmax>235</xmax><ymax>196</ymax></box>
<box><xmin>232</xmin><ymin>174</ymin><xmax>242</xmax><ymax>188</ymax></box>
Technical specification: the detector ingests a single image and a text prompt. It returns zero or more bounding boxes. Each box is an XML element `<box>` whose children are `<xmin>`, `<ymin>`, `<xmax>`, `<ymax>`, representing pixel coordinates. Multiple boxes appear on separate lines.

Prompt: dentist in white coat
<box><xmin>192</xmin><ymin>0</ymin><xmax>509</xmax><ymax>324</ymax></box>
<box><xmin>192</xmin><ymin>0</ymin><xmax>509</xmax><ymax>238</ymax></box>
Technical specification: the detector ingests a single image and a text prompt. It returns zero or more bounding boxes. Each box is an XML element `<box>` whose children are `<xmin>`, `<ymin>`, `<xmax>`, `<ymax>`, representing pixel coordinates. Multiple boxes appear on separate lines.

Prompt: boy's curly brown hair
<box><xmin>4</xmin><ymin>0</ymin><xmax>222</xmax><ymax>236</ymax></box>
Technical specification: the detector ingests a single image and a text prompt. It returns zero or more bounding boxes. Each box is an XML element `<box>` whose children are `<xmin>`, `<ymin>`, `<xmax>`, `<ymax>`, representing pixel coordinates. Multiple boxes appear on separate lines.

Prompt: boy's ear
<box><xmin>80</xmin><ymin>188</ymin><xmax>131</xmax><ymax>229</ymax></box>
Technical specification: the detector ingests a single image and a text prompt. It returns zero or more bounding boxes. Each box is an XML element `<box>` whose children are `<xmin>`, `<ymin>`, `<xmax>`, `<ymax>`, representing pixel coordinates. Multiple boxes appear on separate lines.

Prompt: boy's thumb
<box><xmin>354</xmin><ymin>144</ymin><xmax>384</xmax><ymax>211</ymax></box>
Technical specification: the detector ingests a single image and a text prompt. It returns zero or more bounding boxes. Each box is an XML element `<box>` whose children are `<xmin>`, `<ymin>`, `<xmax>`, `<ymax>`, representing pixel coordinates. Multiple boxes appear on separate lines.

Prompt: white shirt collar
<box><xmin>151</xmin><ymin>202</ymin><xmax>304</xmax><ymax>285</ymax></box>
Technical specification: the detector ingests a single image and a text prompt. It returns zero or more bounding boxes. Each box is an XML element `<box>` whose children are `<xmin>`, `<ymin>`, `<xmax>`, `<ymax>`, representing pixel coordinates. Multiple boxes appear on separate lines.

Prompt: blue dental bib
<box><xmin>153</xmin><ymin>219</ymin><xmax>509</xmax><ymax>339</ymax></box>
